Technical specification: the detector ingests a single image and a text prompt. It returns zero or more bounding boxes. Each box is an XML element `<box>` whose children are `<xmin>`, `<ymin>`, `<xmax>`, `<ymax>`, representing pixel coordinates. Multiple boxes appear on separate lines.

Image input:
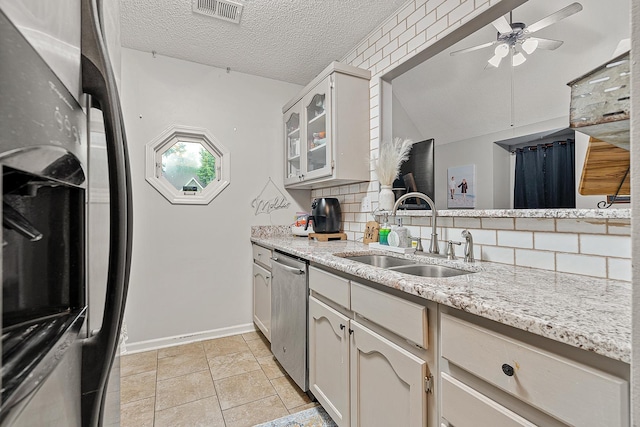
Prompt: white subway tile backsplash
<box><xmin>416</xmin><ymin>11</ymin><xmax>437</xmax><ymax>33</ymax></box>
<box><xmin>534</xmin><ymin>232</ymin><xmax>578</xmax><ymax>253</ymax></box>
<box><xmin>448</xmin><ymin>0</ymin><xmax>475</xmax><ymax>23</ymax></box>
<box><xmin>389</xmin><ymin>20</ymin><xmax>407</xmax><ymax>41</ymax></box>
<box><xmin>390</xmin><ymin>44</ymin><xmax>408</xmax><ymax>63</ymax></box>
<box><xmin>407</xmin><ymin>31</ymin><xmax>427</xmax><ymax>52</ymax></box>
<box><xmin>426</xmin><ymin>15</ymin><xmax>449</xmax><ymax>39</ymax></box>
<box><xmin>397</xmin><ymin>2</ymin><xmax>416</xmax><ymax>22</ymax></box>
<box><xmin>383</xmin><ymin>38</ymin><xmax>399</xmax><ymax>57</ymax></box>
<box><xmin>556</xmin><ymin>219</ymin><xmax>606</xmax><ymax>234</ymax></box>
<box><xmin>453</xmin><ymin>217</ymin><xmax>481</xmax><ymax>229</ymax></box>
<box><xmin>607</xmin><ymin>219</ymin><xmax>631</xmax><ymax>235</ymax></box>
<box><xmin>411</xmin><ymin>217</ymin><xmax>432</xmax><ymax>227</ymax></box>
<box><xmin>497</xmin><ymin>230</ymin><xmax>533</xmax><ymax>249</ymax></box>
<box><xmin>398</xmin><ymin>26</ymin><xmax>417</xmax><ymax>47</ymax></box>
<box><xmin>407</xmin><ymin>5</ymin><xmax>427</xmax><ymax>27</ymax></box>
<box><xmin>343</xmin><ymin>213</ymin><xmax>355</xmax><ymax>222</ymax></box>
<box><xmin>375</xmin><ymin>32</ymin><xmax>391</xmax><ymax>51</ymax></box>
<box><xmin>376</xmin><ymin>55</ymin><xmax>391</xmax><ymax>72</ymax></box>
<box><xmin>330</xmin><ymin>187</ymin><xmax>340</xmax><ymax>195</ymax></box>
<box><xmin>481</xmin><ymin>246</ymin><xmax>514</xmax><ymax>264</ymax></box>
<box><xmin>349</xmin><ymin>184</ymin><xmax>360</xmax><ymax>194</ymax></box>
<box><xmin>466</xmin><ymin>229</ymin><xmax>496</xmax><ymax>245</ymax></box>
<box><xmin>363</xmin><ymin>44</ymin><xmax>376</xmax><ymax>61</ymax></box>
<box><xmin>437</xmin><ymin>217</ymin><xmax>454</xmax><ymax>228</ymax></box>
<box><xmin>382</xmin><ymin>16</ymin><xmax>397</xmax><ymax>35</ymax></box>
<box><xmin>557</xmin><ymin>253</ymin><xmax>607</xmax><ymax>278</ymax></box>
<box><xmin>481</xmin><ymin>217</ymin><xmax>514</xmax><ymax>230</ymax></box>
<box><xmin>515</xmin><ymin>249</ymin><xmax>555</xmax><ymax>271</ymax></box>
<box><xmin>515</xmin><ymin>218</ymin><xmax>555</xmax><ymax>232</ymax></box>
<box><xmin>436</xmin><ymin>0</ymin><xmax>460</xmax><ymax>18</ymax></box>
<box><xmin>426</xmin><ymin>0</ymin><xmax>447</xmax><ymax>12</ymax></box>
<box><xmin>369</xmin><ymin>50</ymin><xmax>383</xmax><ymax>67</ymax></box>
<box><xmin>608</xmin><ymin>258</ymin><xmax>631</xmax><ymax>281</ymax></box>
<box><xmin>580</xmin><ymin>234</ymin><xmax>631</xmax><ymax>258</ymax></box>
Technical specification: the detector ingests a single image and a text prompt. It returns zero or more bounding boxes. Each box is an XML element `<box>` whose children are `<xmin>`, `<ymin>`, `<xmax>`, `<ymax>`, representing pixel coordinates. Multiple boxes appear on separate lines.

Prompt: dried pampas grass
<box><xmin>375</xmin><ymin>137</ymin><xmax>415</xmax><ymax>186</ymax></box>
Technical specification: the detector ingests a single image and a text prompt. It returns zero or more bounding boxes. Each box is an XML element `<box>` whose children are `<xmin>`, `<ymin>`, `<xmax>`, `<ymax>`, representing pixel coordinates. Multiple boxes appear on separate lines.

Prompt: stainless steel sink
<box><xmin>389</xmin><ymin>264</ymin><xmax>472</xmax><ymax>278</ymax></box>
<box><xmin>344</xmin><ymin>254</ymin><xmax>474</xmax><ymax>277</ymax></box>
<box><xmin>344</xmin><ymin>255</ymin><xmax>415</xmax><ymax>268</ymax></box>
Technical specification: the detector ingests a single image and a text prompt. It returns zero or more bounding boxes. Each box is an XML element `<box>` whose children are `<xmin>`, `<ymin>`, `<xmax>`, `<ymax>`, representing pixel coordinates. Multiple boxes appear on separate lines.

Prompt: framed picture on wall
<box><xmin>447</xmin><ymin>164</ymin><xmax>476</xmax><ymax>208</ymax></box>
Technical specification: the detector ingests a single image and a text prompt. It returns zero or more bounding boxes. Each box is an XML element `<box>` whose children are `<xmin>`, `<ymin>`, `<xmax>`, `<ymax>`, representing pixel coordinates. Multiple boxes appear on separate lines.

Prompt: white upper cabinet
<box><xmin>283</xmin><ymin>62</ymin><xmax>371</xmax><ymax>189</ymax></box>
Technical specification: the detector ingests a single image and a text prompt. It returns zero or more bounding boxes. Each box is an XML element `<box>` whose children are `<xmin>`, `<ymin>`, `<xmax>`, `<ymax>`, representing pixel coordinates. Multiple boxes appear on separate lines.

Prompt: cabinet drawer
<box><xmin>441</xmin><ymin>314</ymin><xmax>629</xmax><ymax>426</ymax></box>
<box><xmin>252</xmin><ymin>244</ymin><xmax>272</xmax><ymax>269</ymax></box>
<box><xmin>441</xmin><ymin>373</ymin><xmax>535</xmax><ymax>427</ymax></box>
<box><xmin>309</xmin><ymin>266</ymin><xmax>350</xmax><ymax>309</ymax></box>
<box><xmin>350</xmin><ymin>282</ymin><xmax>427</xmax><ymax>348</ymax></box>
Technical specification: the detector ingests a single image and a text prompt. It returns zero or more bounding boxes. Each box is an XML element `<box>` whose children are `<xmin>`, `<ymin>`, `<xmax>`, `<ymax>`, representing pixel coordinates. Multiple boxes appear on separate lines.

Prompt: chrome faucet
<box><xmin>392</xmin><ymin>192</ymin><xmax>439</xmax><ymax>254</ymax></box>
<box><xmin>461</xmin><ymin>230</ymin><xmax>474</xmax><ymax>262</ymax></box>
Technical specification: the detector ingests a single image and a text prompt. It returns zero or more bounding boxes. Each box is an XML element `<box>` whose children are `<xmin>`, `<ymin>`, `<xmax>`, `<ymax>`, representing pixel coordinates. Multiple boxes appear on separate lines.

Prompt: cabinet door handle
<box><xmin>348</xmin><ymin>328</ymin><xmax>354</xmax><ymax>335</ymax></box>
<box><xmin>501</xmin><ymin>363</ymin><xmax>515</xmax><ymax>377</ymax></box>
<box><xmin>340</xmin><ymin>324</ymin><xmax>345</xmax><ymax>330</ymax></box>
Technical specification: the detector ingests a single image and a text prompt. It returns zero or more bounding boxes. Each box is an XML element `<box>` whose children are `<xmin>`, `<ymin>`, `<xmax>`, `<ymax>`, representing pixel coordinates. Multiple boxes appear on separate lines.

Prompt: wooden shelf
<box><xmin>579</xmin><ymin>137</ymin><xmax>630</xmax><ymax>196</ymax></box>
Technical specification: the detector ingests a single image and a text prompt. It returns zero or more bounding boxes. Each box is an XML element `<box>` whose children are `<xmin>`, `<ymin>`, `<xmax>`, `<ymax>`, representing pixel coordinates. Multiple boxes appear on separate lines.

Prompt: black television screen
<box><xmin>392</xmin><ymin>138</ymin><xmax>435</xmax><ymax>209</ymax></box>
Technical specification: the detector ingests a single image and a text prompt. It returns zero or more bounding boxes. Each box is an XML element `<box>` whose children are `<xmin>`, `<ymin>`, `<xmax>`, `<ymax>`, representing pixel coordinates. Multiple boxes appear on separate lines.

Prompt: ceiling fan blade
<box><xmin>450</xmin><ymin>41</ymin><xmax>497</xmax><ymax>56</ymax></box>
<box><xmin>528</xmin><ymin>37</ymin><xmax>564</xmax><ymax>50</ymax></box>
<box><xmin>491</xmin><ymin>16</ymin><xmax>512</xmax><ymax>34</ymax></box>
<box><xmin>526</xmin><ymin>2</ymin><xmax>583</xmax><ymax>34</ymax></box>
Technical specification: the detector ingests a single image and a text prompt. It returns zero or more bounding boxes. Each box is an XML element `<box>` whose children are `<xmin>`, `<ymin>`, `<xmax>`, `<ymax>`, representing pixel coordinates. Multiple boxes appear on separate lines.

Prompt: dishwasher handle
<box><xmin>271</xmin><ymin>257</ymin><xmax>305</xmax><ymax>275</ymax></box>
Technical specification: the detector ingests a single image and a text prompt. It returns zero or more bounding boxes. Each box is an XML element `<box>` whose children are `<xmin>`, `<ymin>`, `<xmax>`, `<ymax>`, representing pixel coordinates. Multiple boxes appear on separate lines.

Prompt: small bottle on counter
<box><xmin>379</xmin><ymin>213</ymin><xmax>391</xmax><ymax>245</ymax></box>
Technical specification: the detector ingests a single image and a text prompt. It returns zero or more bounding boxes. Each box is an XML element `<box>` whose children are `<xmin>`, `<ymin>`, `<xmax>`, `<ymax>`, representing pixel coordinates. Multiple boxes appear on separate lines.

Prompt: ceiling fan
<box><xmin>450</xmin><ymin>2</ymin><xmax>583</xmax><ymax>67</ymax></box>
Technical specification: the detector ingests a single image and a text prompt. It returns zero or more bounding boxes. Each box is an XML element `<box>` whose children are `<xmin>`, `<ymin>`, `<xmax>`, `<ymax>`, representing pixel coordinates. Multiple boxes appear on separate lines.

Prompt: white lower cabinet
<box><xmin>252</xmin><ymin>262</ymin><xmax>271</xmax><ymax>341</ymax></box>
<box><xmin>349</xmin><ymin>320</ymin><xmax>427</xmax><ymax>427</ymax></box>
<box><xmin>308</xmin><ymin>266</ymin><xmax>429</xmax><ymax>427</ymax></box>
<box><xmin>440</xmin><ymin>312</ymin><xmax>630</xmax><ymax>427</ymax></box>
<box><xmin>441</xmin><ymin>373</ymin><xmax>535</xmax><ymax>427</ymax></box>
<box><xmin>308</xmin><ymin>296</ymin><xmax>350</xmax><ymax>427</ymax></box>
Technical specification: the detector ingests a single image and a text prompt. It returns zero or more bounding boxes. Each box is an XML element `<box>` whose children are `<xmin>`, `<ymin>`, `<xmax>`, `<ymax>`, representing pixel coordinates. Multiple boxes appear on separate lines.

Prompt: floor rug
<box><xmin>254</xmin><ymin>406</ymin><xmax>337</xmax><ymax>427</ymax></box>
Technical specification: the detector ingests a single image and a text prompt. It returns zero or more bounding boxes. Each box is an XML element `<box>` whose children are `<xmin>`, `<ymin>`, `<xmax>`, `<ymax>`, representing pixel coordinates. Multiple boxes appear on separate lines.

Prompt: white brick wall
<box><xmin>307</xmin><ymin>0</ymin><xmax>631</xmax><ymax>281</ymax></box>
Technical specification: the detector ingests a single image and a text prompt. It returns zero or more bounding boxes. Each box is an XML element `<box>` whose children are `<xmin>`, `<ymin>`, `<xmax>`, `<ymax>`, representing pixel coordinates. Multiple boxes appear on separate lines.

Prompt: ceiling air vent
<box><xmin>192</xmin><ymin>0</ymin><xmax>243</xmax><ymax>24</ymax></box>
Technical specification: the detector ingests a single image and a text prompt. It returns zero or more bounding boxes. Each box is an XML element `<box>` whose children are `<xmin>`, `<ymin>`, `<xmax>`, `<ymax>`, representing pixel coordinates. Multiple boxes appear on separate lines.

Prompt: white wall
<box><xmin>120</xmin><ymin>48</ymin><xmax>307</xmax><ymax>346</ymax></box>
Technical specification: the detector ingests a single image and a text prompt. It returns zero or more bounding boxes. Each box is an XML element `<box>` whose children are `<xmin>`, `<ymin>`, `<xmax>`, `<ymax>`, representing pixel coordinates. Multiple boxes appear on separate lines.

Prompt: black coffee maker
<box><xmin>305</xmin><ymin>198</ymin><xmax>342</xmax><ymax>233</ymax></box>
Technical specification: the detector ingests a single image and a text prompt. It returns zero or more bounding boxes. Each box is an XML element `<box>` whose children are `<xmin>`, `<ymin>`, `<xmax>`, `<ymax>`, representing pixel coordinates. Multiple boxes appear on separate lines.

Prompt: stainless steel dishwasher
<box><xmin>270</xmin><ymin>252</ymin><xmax>308</xmax><ymax>391</ymax></box>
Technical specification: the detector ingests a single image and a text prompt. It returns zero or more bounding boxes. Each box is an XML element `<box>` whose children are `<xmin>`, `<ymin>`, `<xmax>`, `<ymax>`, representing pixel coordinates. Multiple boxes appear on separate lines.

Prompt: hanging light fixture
<box><xmin>522</xmin><ymin>38</ymin><xmax>539</xmax><ymax>54</ymax></box>
<box><xmin>452</xmin><ymin>4</ymin><xmax>583</xmax><ymax>69</ymax></box>
<box><xmin>487</xmin><ymin>43</ymin><xmax>509</xmax><ymax>67</ymax></box>
<box><xmin>512</xmin><ymin>50</ymin><xmax>527</xmax><ymax>66</ymax></box>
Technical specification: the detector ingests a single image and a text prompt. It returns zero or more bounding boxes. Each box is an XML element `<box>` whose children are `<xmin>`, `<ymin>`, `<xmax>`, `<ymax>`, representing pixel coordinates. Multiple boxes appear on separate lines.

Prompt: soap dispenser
<box><xmin>393</xmin><ymin>217</ymin><xmax>409</xmax><ymax>248</ymax></box>
<box><xmin>379</xmin><ymin>213</ymin><xmax>391</xmax><ymax>245</ymax></box>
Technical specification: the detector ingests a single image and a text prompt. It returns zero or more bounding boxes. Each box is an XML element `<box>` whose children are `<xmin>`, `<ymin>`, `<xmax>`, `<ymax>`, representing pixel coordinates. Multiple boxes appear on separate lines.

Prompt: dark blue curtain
<box><xmin>514</xmin><ymin>140</ymin><xmax>575</xmax><ymax>209</ymax></box>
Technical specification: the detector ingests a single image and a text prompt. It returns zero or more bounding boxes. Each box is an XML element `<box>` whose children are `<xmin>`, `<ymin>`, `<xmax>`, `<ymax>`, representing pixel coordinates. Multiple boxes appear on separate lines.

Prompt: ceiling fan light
<box><xmin>522</xmin><ymin>38</ymin><xmax>539</xmax><ymax>54</ymax></box>
<box><xmin>512</xmin><ymin>52</ymin><xmax>527</xmax><ymax>66</ymax></box>
<box><xmin>488</xmin><ymin>54</ymin><xmax>503</xmax><ymax>67</ymax></box>
<box><xmin>495</xmin><ymin>43</ymin><xmax>509</xmax><ymax>58</ymax></box>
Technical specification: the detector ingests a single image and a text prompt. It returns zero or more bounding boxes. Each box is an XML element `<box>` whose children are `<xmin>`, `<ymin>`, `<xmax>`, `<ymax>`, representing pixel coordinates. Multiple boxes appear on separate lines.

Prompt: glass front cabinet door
<box><xmin>284</xmin><ymin>104</ymin><xmax>303</xmax><ymax>185</ymax></box>
<box><xmin>282</xmin><ymin>62</ymin><xmax>371</xmax><ymax>189</ymax></box>
<box><xmin>302</xmin><ymin>77</ymin><xmax>332</xmax><ymax>181</ymax></box>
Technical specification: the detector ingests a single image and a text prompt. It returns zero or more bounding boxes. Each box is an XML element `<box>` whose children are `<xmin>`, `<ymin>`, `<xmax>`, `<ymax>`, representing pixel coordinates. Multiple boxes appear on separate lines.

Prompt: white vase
<box><xmin>379</xmin><ymin>185</ymin><xmax>395</xmax><ymax>211</ymax></box>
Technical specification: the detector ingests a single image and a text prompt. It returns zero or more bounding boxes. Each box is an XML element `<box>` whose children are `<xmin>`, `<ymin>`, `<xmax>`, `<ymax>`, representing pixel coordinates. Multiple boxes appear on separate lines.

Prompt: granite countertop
<box><xmin>251</xmin><ymin>231</ymin><xmax>631</xmax><ymax>364</ymax></box>
<box><xmin>391</xmin><ymin>208</ymin><xmax>631</xmax><ymax>219</ymax></box>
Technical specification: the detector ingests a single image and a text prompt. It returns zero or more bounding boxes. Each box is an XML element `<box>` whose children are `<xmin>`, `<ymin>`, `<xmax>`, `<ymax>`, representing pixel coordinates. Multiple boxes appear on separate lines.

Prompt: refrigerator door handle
<box><xmin>80</xmin><ymin>1</ymin><xmax>133</xmax><ymax>426</ymax></box>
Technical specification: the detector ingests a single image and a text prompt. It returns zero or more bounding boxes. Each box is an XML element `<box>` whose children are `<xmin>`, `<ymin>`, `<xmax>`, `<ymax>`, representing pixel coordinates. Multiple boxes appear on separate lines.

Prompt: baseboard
<box><xmin>123</xmin><ymin>323</ymin><xmax>258</xmax><ymax>354</ymax></box>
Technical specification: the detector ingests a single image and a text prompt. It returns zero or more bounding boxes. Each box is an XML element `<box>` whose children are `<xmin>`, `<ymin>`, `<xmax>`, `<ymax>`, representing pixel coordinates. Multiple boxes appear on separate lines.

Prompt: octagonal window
<box><xmin>146</xmin><ymin>126</ymin><xmax>230</xmax><ymax>205</ymax></box>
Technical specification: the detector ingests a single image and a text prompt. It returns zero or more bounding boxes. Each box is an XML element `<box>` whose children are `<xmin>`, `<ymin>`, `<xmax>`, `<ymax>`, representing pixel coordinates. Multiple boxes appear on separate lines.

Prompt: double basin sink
<box><xmin>344</xmin><ymin>254</ymin><xmax>473</xmax><ymax>278</ymax></box>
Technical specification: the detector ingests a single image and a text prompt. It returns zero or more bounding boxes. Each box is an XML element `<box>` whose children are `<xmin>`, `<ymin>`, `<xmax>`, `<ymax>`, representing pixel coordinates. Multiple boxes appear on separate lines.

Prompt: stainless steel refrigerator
<box><xmin>0</xmin><ymin>0</ymin><xmax>132</xmax><ymax>425</ymax></box>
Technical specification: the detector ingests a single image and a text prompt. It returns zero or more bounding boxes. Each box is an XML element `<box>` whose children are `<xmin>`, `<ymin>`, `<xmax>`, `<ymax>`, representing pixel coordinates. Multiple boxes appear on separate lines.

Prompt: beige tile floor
<box><xmin>120</xmin><ymin>331</ymin><xmax>317</xmax><ymax>427</ymax></box>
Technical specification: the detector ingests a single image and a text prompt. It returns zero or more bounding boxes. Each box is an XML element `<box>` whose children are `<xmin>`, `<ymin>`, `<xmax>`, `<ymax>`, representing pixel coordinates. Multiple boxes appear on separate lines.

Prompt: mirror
<box><xmin>390</xmin><ymin>0</ymin><xmax>629</xmax><ymax>210</ymax></box>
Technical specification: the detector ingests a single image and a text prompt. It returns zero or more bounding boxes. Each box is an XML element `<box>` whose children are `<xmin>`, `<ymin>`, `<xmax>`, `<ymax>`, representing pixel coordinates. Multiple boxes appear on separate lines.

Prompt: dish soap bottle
<box><xmin>379</xmin><ymin>213</ymin><xmax>391</xmax><ymax>245</ymax></box>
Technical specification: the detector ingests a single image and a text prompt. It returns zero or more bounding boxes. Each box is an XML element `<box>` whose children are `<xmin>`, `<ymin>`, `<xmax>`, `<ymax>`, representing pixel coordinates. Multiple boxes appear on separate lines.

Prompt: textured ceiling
<box><xmin>120</xmin><ymin>0</ymin><xmax>408</xmax><ymax>85</ymax></box>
